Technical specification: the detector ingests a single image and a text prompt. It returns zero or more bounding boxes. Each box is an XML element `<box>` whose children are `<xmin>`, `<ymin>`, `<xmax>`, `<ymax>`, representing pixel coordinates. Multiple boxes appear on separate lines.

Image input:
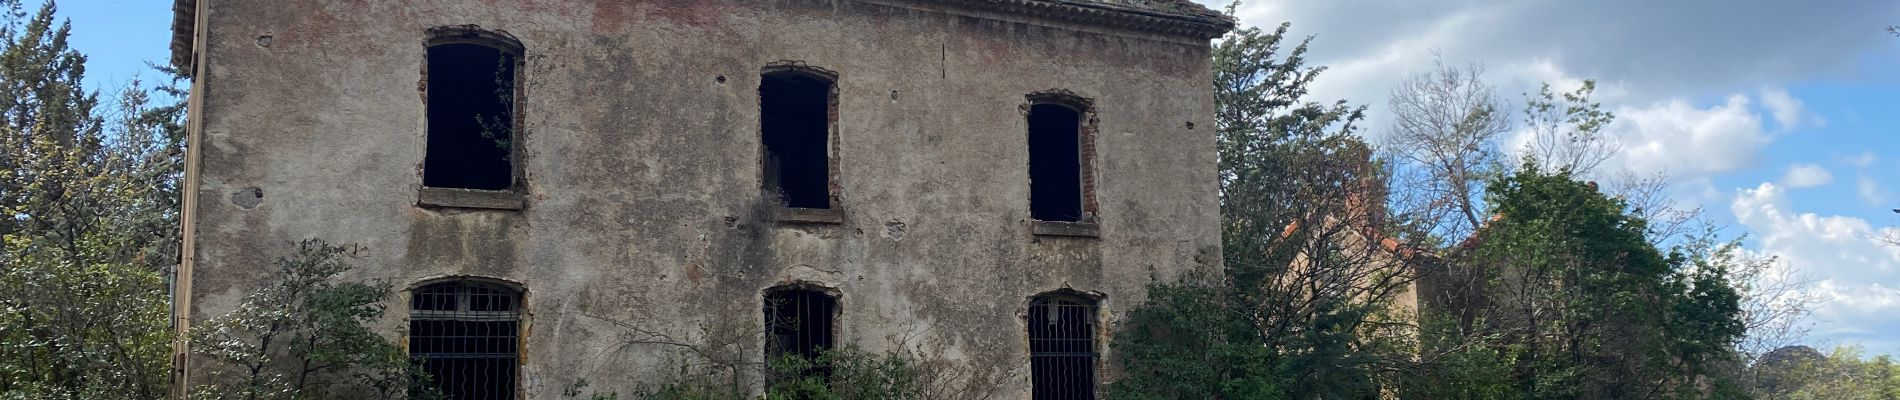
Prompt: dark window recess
<box><xmin>411</xmin><ymin>281</ymin><xmax>521</xmax><ymax>400</ymax></box>
<box><xmin>1029</xmin><ymin>295</ymin><xmax>1098</xmax><ymax>400</ymax></box>
<box><xmin>425</xmin><ymin>43</ymin><xmax>517</xmax><ymax>191</ymax></box>
<box><xmin>1028</xmin><ymin>104</ymin><xmax>1083</xmax><ymax>222</ymax></box>
<box><xmin>765</xmin><ymin>288</ymin><xmax>836</xmax><ymax>381</ymax></box>
<box><xmin>760</xmin><ymin>72</ymin><xmax>832</xmax><ymax>209</ymax></box>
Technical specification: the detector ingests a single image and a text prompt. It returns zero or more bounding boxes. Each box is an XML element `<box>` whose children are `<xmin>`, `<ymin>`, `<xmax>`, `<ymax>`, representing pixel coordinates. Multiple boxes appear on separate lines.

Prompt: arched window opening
<box><xmin>424</xmin><ymin>37</ymin><xmax>520</xmax><ymax>191</ymax></box>
<box><xmin>410</xmin><ymin>280</ymin><xmax>521</xmax><ymax>400</ymax></box>
<box><xmin>1028</xmin><ymin>294</ymin><xmax>1098</xmax><ymax>400</ymax></box>
<box><xmin>764</xmin><ymin>287</ymin><xmax>838</xmax><ymax>381</ymax></box>
<box><xmin>1028</xmin><ymin>103</ymin><xmax>1084</xmax><ymax>222</ymax></box>
<box><xmin>759</xmin><ymin>70</ymin><xmax>834</xmax><ymax>209</ymax></box>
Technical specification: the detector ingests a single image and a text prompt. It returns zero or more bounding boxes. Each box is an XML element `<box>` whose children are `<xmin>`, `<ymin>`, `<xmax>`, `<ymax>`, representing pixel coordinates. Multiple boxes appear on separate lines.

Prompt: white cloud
<box><xmin>1607</xmin><ymin>95</ymin><xmax>1771</xmax><ymax>178</ymax></box>
<box><xmin>1206</xmin><ymin>0</ymin><xmax>1895</xmax><ymax>105</ymax></box>
<box><xmin>1487</xmin><ymin>65</ymin><xmax>1777</xmax><ymax>183</ymax></box>
<box><xmin>1844</xmin><ymin>152</ymin><xmax>1880</xmax><ymax>168</ymax></box>
<box><xmin>1782</xmin><ymin>164</ymin><xmax>1835</xmax><ymax>188</ymax></box>
<box><xmin>1201</xmin><ymin>0</ymin><xmax>1891</xmax><ymax>148</ymax></box>
<box><xmin>1191</xmin><ymin>0</ymin><xmax>1900</xmax><ymax>356</ymax></box>
<box><xmin>1760</xmin><ymin>88</ymin><xmax>1809</xmax><ymax>131</ymax></box>
<box><xmin>1732</xmin><ymin>183</ymin><xmax>1900</xmax><ymax>350</ymax></box>
<box><xmin>1860</xmin><ymin>175</ymin><xmax>1891</xmax><ymax>206</ymax></box>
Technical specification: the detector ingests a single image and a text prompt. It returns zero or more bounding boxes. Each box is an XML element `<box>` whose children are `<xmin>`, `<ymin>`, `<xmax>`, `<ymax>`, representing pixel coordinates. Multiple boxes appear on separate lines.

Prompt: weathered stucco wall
<box><xmin>181</xmin><ymin>0</ymin><xmax>1220</xmax><ymax>397</ymax></box>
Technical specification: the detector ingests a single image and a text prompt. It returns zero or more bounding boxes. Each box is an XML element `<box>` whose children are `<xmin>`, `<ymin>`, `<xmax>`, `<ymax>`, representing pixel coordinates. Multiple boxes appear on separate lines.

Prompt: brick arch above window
<box><xmin>425</xmin><ymin>25</ymin><xmax>523</xmax><ymax>52</ymax></box>
<box><xmin>1023</xmin><ymin>89</ymin><xmax>1101</xmax><ymax>236</ymax></box>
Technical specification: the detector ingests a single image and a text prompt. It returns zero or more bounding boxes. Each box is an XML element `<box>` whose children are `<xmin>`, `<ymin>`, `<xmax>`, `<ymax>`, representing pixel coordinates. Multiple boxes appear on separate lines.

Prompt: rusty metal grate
<box><xmin>765</xmin><ymin>288</ymin><xmax>837</xmax><ymax>383</ymax></box>
<box><xmin>411</xmin><ymin>280</ymin><xmax>520</xmax><ymax>400</ymax></box>
<box><xmin>1029</xmin><ymin>295</ymin><xmax>1098</xmax><ymax>400</ymax></box>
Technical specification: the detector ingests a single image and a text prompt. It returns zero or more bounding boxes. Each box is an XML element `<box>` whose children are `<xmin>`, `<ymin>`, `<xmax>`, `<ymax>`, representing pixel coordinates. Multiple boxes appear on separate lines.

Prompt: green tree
<box><xmin>1463</xmin><ymin>163</ymin><xmax>1744</xmax><ymax>399</ymax></box>
<box><xmin>1107</xmin><ymin>277</ymin><xmax>1280</xmax><ymax>399</ymax></box>
<box><xmin>1757</xmin><ymin>345</ymin><xmax>1900</xmax><ymax>399</ymax></box>
<box><xmin>0</xmin><ymin>0</ymin><xmax>186</xmax><ymax>398</ymax></box>
<box><xmin>1109</xmin><ymin>13</ymin><xmax>1430</xmax><ymax>399</ymax></box>
<box><xmin>187</xmin><ymin>240</ymin><xmax>434</xmax><ymax>400</ymax></box>
<box><xmin>1519</xmin><ymin>81</ymin><xmax>1616</xmax><ymax>176</ymax></box>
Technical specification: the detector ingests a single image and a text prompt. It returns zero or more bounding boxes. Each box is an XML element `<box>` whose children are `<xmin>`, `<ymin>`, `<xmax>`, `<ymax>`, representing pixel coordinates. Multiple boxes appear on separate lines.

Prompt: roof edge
<box><xmin>944</xmin><ymin>0</ymin><xmax>1236</xmax><ymax>39</ymax></box>
<box><xmin>169</xmin><ymin>0</ymin><xmax>195</xmax><ymax>73</ymax></box>
<box><xmin>166</xmin><ymin>0</ymin><xmax>1236</xmax><ymax>71</ymax></box>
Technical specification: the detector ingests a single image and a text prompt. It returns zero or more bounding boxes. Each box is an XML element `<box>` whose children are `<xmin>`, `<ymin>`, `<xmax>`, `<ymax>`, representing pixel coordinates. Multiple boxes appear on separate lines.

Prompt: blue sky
<box><xmin>56</xmin><ymin>0</ymin><xmax>169</xmax><ymax>93</ymax></box>
<box><xmin>49</xmin><ymin>0</ymin><xmax>1900</xmax><ymax>354</ymax></box>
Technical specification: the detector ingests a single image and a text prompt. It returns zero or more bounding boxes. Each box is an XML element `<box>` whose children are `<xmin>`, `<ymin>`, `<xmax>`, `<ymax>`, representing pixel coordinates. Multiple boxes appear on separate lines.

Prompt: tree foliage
<box><xmin>1110</xmin><ymin>15</ymin><xmax>1425</xmax><ymax>399</ymax></box>
<box><xmin>1519</xmin><ymin>81</ymin><xmax>1616</xmax><ymax>176</ymax></box>
<box><xmin>187</xmin><ymin>240</ymin><xmax>433</xmax><ymax>400</ymax></box>
<box><xmin>1113</xmin><ymin>11</ymin><xmax>1768</xmax><ymax>399</ymax></box>
<box><xmin>1751</xmin><ymin>345</ymin><xmax>1900</xmax><ymax>399</ymax></box>
<box><xmin>1447</xmin><ymin>163</ymin><xmax>1745</xmax><ymax>399</ymax></box>
<box><xmin>0</xmin><ymin>0</ymin><xmax>185</xmax><ymax>398</ymax></box>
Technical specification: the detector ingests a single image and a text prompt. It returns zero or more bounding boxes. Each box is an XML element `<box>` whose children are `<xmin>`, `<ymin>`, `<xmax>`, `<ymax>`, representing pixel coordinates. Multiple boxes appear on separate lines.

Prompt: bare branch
<box><xmin>1383</xmin><ymin>56</ymin><xmax>1509</xmax><ymax>241</ymax></box>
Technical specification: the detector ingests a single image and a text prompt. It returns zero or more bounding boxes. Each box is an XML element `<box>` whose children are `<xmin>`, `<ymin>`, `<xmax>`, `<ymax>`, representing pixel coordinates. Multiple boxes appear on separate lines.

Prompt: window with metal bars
<box><xmin>764</xmin><ymin>287</ymin><xmax>837</xmax><ymax>381</ymax></box>
<box><xmin>1028</xmin><ymin>294</ymin><xmax>1098</xmax><ymax>400</ymax></box>
<box><xmin>410</xmin><ymin>280</ymin><xmax>521</xmax><ymax>400</ymax></box>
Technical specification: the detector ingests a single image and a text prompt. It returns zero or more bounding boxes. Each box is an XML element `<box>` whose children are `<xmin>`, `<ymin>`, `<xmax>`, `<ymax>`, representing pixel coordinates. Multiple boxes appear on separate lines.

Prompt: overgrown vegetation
<box><xmin>1440</xmin><ymin>164</ymin><xmax>1747</xmax><ymax>398</ymax></box>
<box><xmin>0</xmin><ymin>0</ymin><xmax>184</xmax><ymax>398</ymax></box>
<box><xmin>0</xmin><ymin>0</ymin><xmax>1889</xmax><ymax>399</ymax></box>
<box><xmin>1107</xmin><ymin>7</ymin><xmax>1803</xmax><ymax>400</ymax></box>
<box><xmin>1107</xmin><ymin>16</ymin><xmax>1411</xmax><ymax>399</ymax></box>
<box><xmin>1750</xmin><ymin>345</ymin><xmax>1900</xmax><ymax>399</ymax></box>
<box><xmin>563</xmin><ymin>311</ymin><xmax>1013</xmax><ymax>400</ymax></box>
<box><xmin>185</xmin><ymin>240</ymin><xmax>433</xmax><ymax>400</ymax></box>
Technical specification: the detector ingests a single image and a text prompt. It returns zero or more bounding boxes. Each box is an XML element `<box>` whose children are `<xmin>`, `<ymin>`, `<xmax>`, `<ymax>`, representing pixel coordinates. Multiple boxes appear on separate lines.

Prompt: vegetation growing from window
<box><xmin>424</xmin><ymin>41</ymin><xmax>517</xmax><ymax>191</ymax></box>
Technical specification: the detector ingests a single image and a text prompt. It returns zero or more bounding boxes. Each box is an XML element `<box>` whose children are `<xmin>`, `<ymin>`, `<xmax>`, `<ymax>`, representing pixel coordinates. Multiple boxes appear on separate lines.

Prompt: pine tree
<box><xmin>0</xmin><ymin>0</ymin><xmax>186</xmax><ymax>397</ymax></box>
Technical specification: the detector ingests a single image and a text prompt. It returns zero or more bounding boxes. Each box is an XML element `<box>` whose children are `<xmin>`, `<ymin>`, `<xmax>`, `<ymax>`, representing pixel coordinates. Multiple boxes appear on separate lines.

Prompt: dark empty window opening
<box><xmin>765</xmin><ymin>288</ymin><xmax>837</xmax><ymax>381</ymax></box>
<box><xmin>1028</xmin><ymin>295</ymin><xmax>1098</xmax><ymax>400</ymax></box>
<box><xmin>1028</xmin><ymin>104</ymin><xmax>1084</xmax><ymax>222</ymax></box>
<box><xmin>425</xmin><ymin>42</ymin><xmax>518</xmax><ymax>191</ymax></box>
<box><xmin>410</xmin><ymin>281</ymin><xmax>521</xmax><ymax>400</ymax></box>
<box><xmin>760</xmin><ymin>72</ymin><xmax>833</xmax><ymax>209</ymax></box>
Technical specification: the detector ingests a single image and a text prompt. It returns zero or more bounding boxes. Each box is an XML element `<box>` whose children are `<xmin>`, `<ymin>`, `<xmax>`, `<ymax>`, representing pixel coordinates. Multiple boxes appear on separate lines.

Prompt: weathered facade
<box><xmin>169</xmin><ymin>0</ymin><xmax>1230</xmax><ymax>398</ymax></box>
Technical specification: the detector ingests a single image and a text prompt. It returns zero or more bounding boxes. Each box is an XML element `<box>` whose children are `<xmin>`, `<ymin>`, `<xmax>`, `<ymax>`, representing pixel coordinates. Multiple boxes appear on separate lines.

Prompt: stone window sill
<box><xmin>418</xmin><ymin>187</ymin><xmax>525</xmax><ymax>210</ymax></box>
<box><xmin>1032</xmin><ymin>220</ymin><xmax>1100</xmax><ymax>238</ymax></box>
<box><xmin>776</xmin><ymin>207</ymin><xmax>845</xmax><ymax>224</ymax></box>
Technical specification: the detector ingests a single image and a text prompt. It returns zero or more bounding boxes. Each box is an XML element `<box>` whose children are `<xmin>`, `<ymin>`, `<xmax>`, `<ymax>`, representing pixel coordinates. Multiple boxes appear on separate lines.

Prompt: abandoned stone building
<box><xmin>167</xmin><ymin>0</ymin><xmax>1232</xmax><ymax>398</ymax></box>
